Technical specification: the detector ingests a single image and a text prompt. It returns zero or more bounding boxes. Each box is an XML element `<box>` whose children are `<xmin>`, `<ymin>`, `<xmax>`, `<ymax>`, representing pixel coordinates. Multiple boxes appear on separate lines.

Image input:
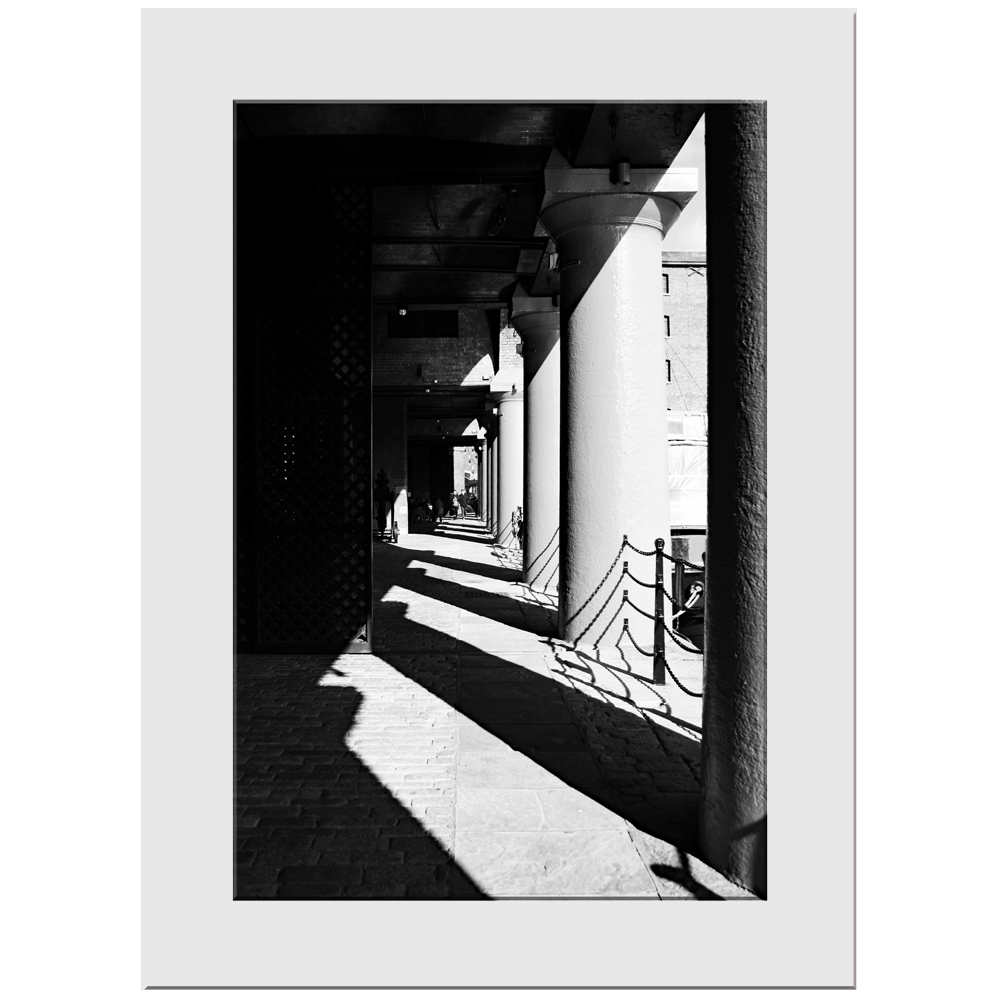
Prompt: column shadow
<box><xmin>372</xmin><ymin>597</ymin><xmax>732</xmax><ymax>897</ymax></box>
<box><xmin>235</xmin><ymin>655</ymin><xmax>488</xmax><ymax>899</ymax></box>
<box><xmin>374</xmin><ymin>538</ymin><xmax>554</xmax><ymax>638</ymax></box>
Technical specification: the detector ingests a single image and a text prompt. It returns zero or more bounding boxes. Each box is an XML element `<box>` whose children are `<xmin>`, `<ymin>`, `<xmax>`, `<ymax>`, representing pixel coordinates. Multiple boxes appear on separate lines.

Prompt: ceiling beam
<box><xmin>372</xmin><ymin>299</ymin><xmax>507</xmax><ymax>309</ymax></box>
<box><xmin>372</xmin><ymin>237</ymin><xmax>549</xmax><ymax>249</ymax></box>
<box><xmin>372</xmin><ymin>264</ymin><xmax>521</xmax><ymax>274</ymax></box>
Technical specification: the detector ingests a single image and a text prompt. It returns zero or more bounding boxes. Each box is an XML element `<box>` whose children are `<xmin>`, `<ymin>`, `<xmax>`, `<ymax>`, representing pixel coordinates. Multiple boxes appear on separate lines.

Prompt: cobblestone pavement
<box><xmin>236</xmin><ymin>518</ymin><xmax>756</xmax><ymax>900</ymax></box>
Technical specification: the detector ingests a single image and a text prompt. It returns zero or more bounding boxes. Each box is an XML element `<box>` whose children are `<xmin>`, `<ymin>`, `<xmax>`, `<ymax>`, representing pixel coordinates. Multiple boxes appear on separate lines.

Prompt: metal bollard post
<box><xmin>653</xmin><ymin>538</ymin><xmax>666</xmax><ymax>685</ymax></box>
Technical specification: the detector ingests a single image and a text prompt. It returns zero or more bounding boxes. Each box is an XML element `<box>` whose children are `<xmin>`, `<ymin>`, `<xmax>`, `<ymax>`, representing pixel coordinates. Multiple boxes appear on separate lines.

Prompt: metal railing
<box><xmin>566</xmin><ymin>534</ymin><xmax>705</xmax><ymax>696</ymax></box>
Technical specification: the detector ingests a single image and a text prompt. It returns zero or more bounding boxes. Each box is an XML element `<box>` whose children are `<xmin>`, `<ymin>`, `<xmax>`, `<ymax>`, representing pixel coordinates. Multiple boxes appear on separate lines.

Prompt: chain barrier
<box><xmin>623</xmin><ymin>560</ymin><xmax>657</xmax><ymax>589</ymax></box>
<box><xmin>621</xmin><ymin>535</ymin><xmax>705</xmax><ymax>695</ymax></box>
<box><xmin>623</xmin><ymin>537</ymin><xmax>659</xmax><ymax>557</ymax></box>
<box><xmin>620</xmin><ymin>618</ymin><xmax>654</xmax><ymax>657</ymax></box>
<box><xmin>665</xmin><ymin>627</ymin><xmax>704</xmax><ymax>656</ymax></box>
<box><xmin>546</xmin><ymin>533</ymin><xmax>706</xmax><ymax>697</ymax></box>
<box><xmin>624</xmin><ymin>534</ymin><xmax>704</xmax><ymax>571</ymax></box>
<box><xmin>658</xmin><ymin>653</ymin><xmax>703</xmax><ymax>698</ymax></box>
<box><xmin>623</xmin><ymin>590</ymin><xmax>657</xmax><ymax>621</ymax></box>
<box><xmin>670</xmin><ymin>555</ymin><xmax>706</xmax><ymax>571</ymax></box>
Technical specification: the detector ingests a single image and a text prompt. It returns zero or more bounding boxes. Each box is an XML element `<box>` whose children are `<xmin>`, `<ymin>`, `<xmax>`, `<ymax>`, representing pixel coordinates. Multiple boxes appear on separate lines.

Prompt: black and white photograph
<box><xmin>234</xmin><ymin>101</ymin><xmax>765</xmax><ymax>902</ymax></box>
<box><xmin>11</xmin><ymin>3</ymin><xmax>1000</xmax><ymax>995</ymax></box>
<box><xmin>140</xmin><ymin>6</ymin><xmax>864</xmax><ymax>990</ymax></box>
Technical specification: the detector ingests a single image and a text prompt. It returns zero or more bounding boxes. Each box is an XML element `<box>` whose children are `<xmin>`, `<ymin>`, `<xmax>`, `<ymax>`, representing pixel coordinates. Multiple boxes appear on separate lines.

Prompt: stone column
<box><xmin>490</xmin><ymin>381</ymin><xmax>524</xmax><ymax>548</ymax></box>
<box><xmin>482</xmin><ymin>407</ymin><xmax>495</xmax><ymax>534</ymax></box>
<box><xmin>476</xmin><ymin>429</ymin><xmax>487</xmax><ymax>522</ymax></box>
<box><xmin>699</xmin><ymin>103</ymin><xmax>767</xmax><ymax>898</ymax></box>
<box><xmin>488</xmin><ymin>415</ymin><xmax>498</xmax><ymax>536</ymax></box>
<box><xmin>539</xmin><ymin>164</ymin><xmax>696</xmax><ymax>644</ymax></box>
<box><xmin>511</xmin><ymin>285</ymin><xmax>561</xmax><ymax>593</ymax></box>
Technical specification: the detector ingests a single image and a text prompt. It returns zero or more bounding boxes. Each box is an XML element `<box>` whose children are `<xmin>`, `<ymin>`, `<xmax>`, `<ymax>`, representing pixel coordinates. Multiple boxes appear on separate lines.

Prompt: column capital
<box><xmin>539</xmin><ymin>153</ymin><xmax>698</xmax><ymax>241</ymax></box>
<box><xmin>490</xmin><ymin>371</ymin><xmax>524</xmax><ymax>404</ymax></box>
<box><xmin>510</xmin><ymin>283</ymin><xmax>560</xmax><ymax>344</ymax></box>
<box><xmin>481</xmin><ymin>401</ymin><xmax>497</xmax><ymax>431</ymax></box>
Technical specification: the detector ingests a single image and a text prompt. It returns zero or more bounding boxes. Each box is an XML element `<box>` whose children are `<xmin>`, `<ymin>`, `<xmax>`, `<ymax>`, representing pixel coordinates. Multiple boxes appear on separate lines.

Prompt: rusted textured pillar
<box><xmin>511</xmin><ymin>287</ymin><xmax>561</xmax><ymax>593</ymax></box>
<box><xmin>700</xmin><ymin>102</ymin><xmax>767</xmax><ymax>898</ymax></box>
<box><xmin>539</xmin><ymin>167</ymin><xmax>694</xmax><ymax>645</ymax></box>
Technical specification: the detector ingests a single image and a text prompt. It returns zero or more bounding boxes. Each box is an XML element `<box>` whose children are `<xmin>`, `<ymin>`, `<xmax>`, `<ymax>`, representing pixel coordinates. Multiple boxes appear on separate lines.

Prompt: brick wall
<box><xmin>409</xmin><ymin>417</ymin><xmax>481</xmax><ymax>438</ymax></box>
<box><xmin>498</xmin><ymin>321</ymin><xmax>523</xmax><ymax>376</ymax></box>
<box><xmin>452</xmin><ymin>445</ymin><xmax>479</xmax><ymax>496</ymax></box>
<box><xmin>373</xmin><ymin>308</ymin><xmax>523</xmax><ymax>388</ymax></box>
<box><xmin>373</xmin><ymin>308</ymin><xmax>494</xmax><ymax>387</ymax></box>
<box><xmin>662</xmin><ymin>256</ymin><xmax>708</xmax><ymax>415</ymax></box>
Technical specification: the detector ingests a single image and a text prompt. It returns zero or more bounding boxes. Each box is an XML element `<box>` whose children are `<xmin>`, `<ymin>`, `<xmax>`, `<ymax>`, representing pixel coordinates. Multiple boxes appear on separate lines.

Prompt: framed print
<box><xmin>143</xmin><ymin>7</ymin><xmax>855</xmax><ymax>989</ymax></box>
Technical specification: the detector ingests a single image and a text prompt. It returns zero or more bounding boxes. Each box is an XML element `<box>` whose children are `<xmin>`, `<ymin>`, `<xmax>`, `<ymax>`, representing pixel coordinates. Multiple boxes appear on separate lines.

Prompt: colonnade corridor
<box><xmin>236</xmin><ymin>515</ymin><xmax>756</xmax><ymax>900</ymax></box>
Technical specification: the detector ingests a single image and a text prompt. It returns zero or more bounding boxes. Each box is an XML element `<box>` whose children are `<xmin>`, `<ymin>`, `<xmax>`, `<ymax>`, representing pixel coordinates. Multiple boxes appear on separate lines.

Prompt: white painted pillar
<box><xmin>539</xmin><ymin>165</ymin><xmax>695</xmax><ymax>645</ymax></box>
<box><xmin>490</xmin><ymin>383</ymin><xmax>524</xmax><ymax>548</ymax></box>
<box><xmin>511</xmin><ymin>286</ymin><xmax>561</xmax><ymax>593</ymax></box>
<box><xmin>488</xmin><ymin>416</ymin><xmax>498</xmax><ymax>536</ymax></box>
<box><xmin>476</xmin><ymin>430</ymin><xmax>486</xmax><ymax>521</ymax></box>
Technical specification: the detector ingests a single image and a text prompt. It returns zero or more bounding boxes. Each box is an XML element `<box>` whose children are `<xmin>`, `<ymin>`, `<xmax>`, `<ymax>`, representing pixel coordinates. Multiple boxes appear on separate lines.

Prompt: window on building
<box><xmin>662</xmin><ymin>273</ymin><xmax>670</xmax><ymax>295</ymax></box>
<box><xmin>664</xmin><ymin>315</ymin><xmax>671</xmax><ymax>338</ymax></box>
<box><xmin>666</xmin><ymin>359</ymin><xmax>672</xmax><ymax>382</ymax></box>
<box><xmin>387</xmin><ymin>310</ymin><xmax>459</xmax><ymax>338</ymax></box>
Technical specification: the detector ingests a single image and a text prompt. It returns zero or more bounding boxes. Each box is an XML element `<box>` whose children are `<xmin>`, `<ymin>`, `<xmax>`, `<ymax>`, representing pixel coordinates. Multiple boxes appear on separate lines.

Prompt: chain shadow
<box><xmin>374</xmin><ymin>599</ymin><xmax>729</xmax><ymax>897</ymax></box>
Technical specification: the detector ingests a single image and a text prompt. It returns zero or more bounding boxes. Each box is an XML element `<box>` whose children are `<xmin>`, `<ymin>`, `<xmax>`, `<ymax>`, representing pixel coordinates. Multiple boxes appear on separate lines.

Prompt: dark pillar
<box><xmin>700</xmin><ymin>103</ymin><xmax>767</xmax><ymax>897</ymax></box>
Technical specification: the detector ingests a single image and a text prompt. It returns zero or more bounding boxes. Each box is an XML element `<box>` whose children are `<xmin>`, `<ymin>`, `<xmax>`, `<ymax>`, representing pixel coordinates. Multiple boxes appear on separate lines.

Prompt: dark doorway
<box><xmin>408</xmin><ymin>440</ymin><xmax>455</xmax><ymax>510</ymax></box>
<box><xmin>236</xmin><ymin>167</ymin><xmax>374</xmax><ymax>653</ymax></box>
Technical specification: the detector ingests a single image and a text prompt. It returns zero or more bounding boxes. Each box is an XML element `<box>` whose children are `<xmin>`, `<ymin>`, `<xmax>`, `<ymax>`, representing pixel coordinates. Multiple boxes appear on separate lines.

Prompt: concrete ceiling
<box><xmin>237</xmin><ymin>102</ymin><xmax>702</xmax><ymax>303</ymax></box>
<box><xmin>239</xmin><ymin>103</ymin><xmax>703</xmax><ymax>422</ymax></box>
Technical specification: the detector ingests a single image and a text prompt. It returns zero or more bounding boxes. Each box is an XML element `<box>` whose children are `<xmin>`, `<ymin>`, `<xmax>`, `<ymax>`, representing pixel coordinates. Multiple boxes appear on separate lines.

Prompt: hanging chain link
<box><xmin>562</xmin><ymin>536</ymin><xmax>705</xmax><ymax>674</ymax></box>
<box><xmin>623</xmin><ymin>535</ymin><xmax>658</xmax><ymax>557</ymax></box>
<box><xmin>665</xmin><ymin>627</ymin><xmax>704</xmax><ymax>656</ymax></box>
<box><xmin>623</xmin><ymin>591</ymin><xmax>657</xmax><ymax>621</ymax></box>
<box><xmin>620</xmin><ymin>619</ymin><xmax>654</xmax><ymax>657</ymax></box>
<box><xmin>618</xmin><ymin>620</ymin><xmax>704</xmax><ymax>697</ymax></box>
<box><xmin>668</xmin><ymin>555</ymin><xmax>705</xmax><ymax>571</ymax></box>
<box><xmin>623</xmin><ymin>561</ymin><xmax>656</xmax><ymax>589</ymax></box>
<box><xmin>659</xmin><ymin>657</ymin><xmax>704</xmax><ymax>698</ymax></box>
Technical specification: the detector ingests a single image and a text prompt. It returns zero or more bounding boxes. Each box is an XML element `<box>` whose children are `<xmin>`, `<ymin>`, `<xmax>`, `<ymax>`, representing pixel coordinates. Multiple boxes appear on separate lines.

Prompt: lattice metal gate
<box><xmin>236</xmin><ymin>174</ymin><xmax>372</xmax><ymax>652</ymax></box>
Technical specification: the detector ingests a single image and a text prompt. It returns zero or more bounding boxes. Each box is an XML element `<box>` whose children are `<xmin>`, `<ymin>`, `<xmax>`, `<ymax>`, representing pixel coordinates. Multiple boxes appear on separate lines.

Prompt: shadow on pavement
<box><xmin>235</xmin><ymin>522</ymin><xmax>746</xmax><ymax>901</ymax></box>
<box><xmin>235</xmin><ymin>657</ymin><xmax>488</xmax><ymax>899</ymax></box>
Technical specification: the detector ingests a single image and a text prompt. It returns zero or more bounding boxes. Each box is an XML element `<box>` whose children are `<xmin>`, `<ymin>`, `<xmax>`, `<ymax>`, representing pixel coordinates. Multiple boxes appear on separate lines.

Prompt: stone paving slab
<box><xmin>456</xmin><ymin>671</ymin><xmax>566</xmax><ymax>700</ymax></box>
<box><xmin>234</xmin><ymin>520</ymin><xmax>757</xmax><ymax>902</ymax></box>
<box><xmin>453</xmin><ymin>829</ymin><xmax>659</xmax><ymax>897</ymax></box>
<box><xmin>454</xmin><ymin>697</ymin><xmax>576</xmax><ymax>726</ymax></box>
<box><xmin>454</xmin><ymin>650</ymin><xmax>554</xmax><ymax>675</ymax></box>
<box><xmin>456</xmin><ymin>787</ymin><xmax>622</xmax><ymax>832</ymax></box>
<box><xmin>458</xmin><ymin>720</ymin><xmax>591</xmax><ymax>755</ymax></box>
<box><xmin>456</xmin><ymin>750</ymin><xmax>608</xmax><ymax>790</ymax></box>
